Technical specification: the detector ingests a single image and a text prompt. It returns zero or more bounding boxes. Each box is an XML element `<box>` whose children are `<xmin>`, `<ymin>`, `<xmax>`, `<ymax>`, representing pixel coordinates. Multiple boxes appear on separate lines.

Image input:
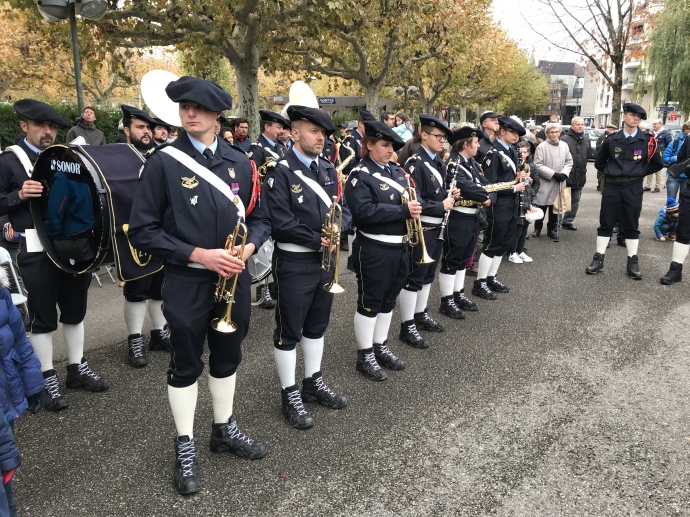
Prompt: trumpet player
<box><xmin>439</xmin><ymin>127</ymin><xmax>491</xmax><ymax>319</ymax></box>
<box><xmin>399</xmin><ymin>115</ymin><xmax>455</xmax><ymax>348</ymax></box>
<box><xmin>345</xmin><ymin>121</ymin><xmax>418</xmax><ymax>381</ymax></box>
<box><xmin>129</xmin><ymin>77</ymin><xmax>270</xmax><ymax>496</ymax></box>
<box><xmin>474</xmin><ymin>116</ymin><xmax>527</xmax><ymax>299</ymax></box>
<box><xmin>264</xmin><ymin>106</ymin><xmax>351</xmax><ymax>429</ymax></box>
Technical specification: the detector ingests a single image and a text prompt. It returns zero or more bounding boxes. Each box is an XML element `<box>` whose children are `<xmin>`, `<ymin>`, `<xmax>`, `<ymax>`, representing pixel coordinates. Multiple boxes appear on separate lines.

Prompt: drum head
<box><xmin>247</xmin><ymin>239</ymin><xmax>273</xmax><ymax>284</ymax></box>
<box><xmin>30</xmin><ymin>145</ymin><xmax>110</xmax><ymax>274</ymax></box>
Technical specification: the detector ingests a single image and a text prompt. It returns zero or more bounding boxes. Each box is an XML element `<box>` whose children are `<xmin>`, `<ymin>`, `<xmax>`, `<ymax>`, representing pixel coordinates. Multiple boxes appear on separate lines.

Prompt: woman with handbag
<box><xmin>532</xmin><ymin>123</ymin><xmax>573</xmax><ymax>242</ymax></box>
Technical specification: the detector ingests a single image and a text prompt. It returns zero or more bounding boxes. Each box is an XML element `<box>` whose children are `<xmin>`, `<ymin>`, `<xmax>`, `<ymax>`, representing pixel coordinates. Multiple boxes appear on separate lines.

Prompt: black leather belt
<box><xmin>604</xmin><ymin>176</ymin><xmax>639</xmax><ymax>183</ymax></box>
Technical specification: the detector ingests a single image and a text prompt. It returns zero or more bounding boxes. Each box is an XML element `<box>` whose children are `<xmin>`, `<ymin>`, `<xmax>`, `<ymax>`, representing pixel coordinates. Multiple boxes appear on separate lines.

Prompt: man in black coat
<box><xmin>560</xmin><ymin>117</ymin><xmax>588</xmax><ymax>230</ymax></box>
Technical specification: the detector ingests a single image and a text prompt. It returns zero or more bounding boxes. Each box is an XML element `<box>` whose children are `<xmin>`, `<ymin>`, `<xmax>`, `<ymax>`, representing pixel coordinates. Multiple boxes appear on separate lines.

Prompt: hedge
<box><xmin>0</xmin><ymin>102</ymin><xmax>124</xmax><ymax>149</ymax></box>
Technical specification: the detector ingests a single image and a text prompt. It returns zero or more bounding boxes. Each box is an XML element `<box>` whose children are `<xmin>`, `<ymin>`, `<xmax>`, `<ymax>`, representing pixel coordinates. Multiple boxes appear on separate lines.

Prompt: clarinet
<box><xmin>437</xmin><ymin>173</ymin><xmax>457</xmax><ymax>241</ymax></box>
<box><xmin>517</xmin><ymin>156</ymin><xmax>527</xmax><ymax>225</ymax></box>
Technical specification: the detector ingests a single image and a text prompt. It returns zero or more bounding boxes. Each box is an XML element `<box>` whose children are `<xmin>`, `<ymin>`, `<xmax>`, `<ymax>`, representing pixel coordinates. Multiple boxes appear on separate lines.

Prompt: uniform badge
<box><xmin>325</xmin><ymin>176</ymin><xmax>330</xmax><ymax>182</ymax></box>
<box><xmin>380</xmin><ymin>183</ymin><xmax>390</xmax><ymax>191</ymax></box>
<box><xmin>298</xmin><ymin>195</ymin><xmax>304</xmax><ymax>204</ymax></box>
<box><xmin>231</xmin><ymin>182</ymin><xmax>240</xmax><ymax>195</ymax></box>
<box><xmin>350</xmin><ymin>178</ymin><xmax>358</xmax><ymax>187</ymax></box>
<box><xmin>486</xmin><ymin>160</ymin><xmax>491</xmax><ymax>166</ymax></box>
<box><xmin>228</xmin><ymin>168</ymin><xmax>235</xmax><ymax>179</ymax></box>
<box><xmin>291</xmin><ymin>184</ymin><xmax>303</xmax><ymax>194</ymax></box>
<box><xmin>181</xmin><ymin>176</ymin><xmax>199</xmax><ymax>189</ymax></box>
<box><xmin>267</xmin><ymin>177</ymin><xmax>275</xmax><ymax>189</ymax></box>
<box><xmin>430</xmin><ymin>174</ymin><xmax>436</xmax><ymax>182</ymax></box>
<box><xmin>390</xmin><ymin>194</ymin><xmax>394</xmax><ymax>200</ymax></box>
<box><xmin>398</xmin><ymin>177</ymin><xmax>404</xmax><ymax>181</ymax></box>
<box><xmin>615</xmin><ymin>154</ymin><xmax>620</xmax><ymax>158</ymax></box>
<box><xmin>615</xmin><ymin>147</ymin><xmax>623</xmax><ymax>152</ymax></box>
<box><xmin>232</xmin><ymin>197</ymin><xmax>239</xmax><ymax>206</ymax></box>
<box><xmin>190</xmin><ymin>195</ymin><xmax>198</xmax><ymax>206</ymax></box>
<box><xmin>634</xmin><ymin>150</ymin><xmax>643</xmax><ymax>160</ymax></box>
<box><xmin>435</xmin><ymin>188</ymin><xmax>440</xmax><ymax>194</ymax></box>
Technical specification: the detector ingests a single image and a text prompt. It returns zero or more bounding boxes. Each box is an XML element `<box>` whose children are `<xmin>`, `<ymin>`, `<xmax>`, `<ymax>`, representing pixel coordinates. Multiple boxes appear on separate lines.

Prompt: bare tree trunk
<box><xmin>0</xmin><ymin>77</ymin><xmax>14</xmax><ymax>99</ymax></box>
<box><xmin>230</xmin><ymin>61</ymin><xmax>260</xmax><ymax>139</ymax></box>
<box><xmin>363</xmin><ymin>85</ymin><xmax>380</xmax><ymax>117</ymax></box>
<box><xmin>611</xmin><ymin>64</ymin><xmax>624</xmax><ymax>126</ymax></box>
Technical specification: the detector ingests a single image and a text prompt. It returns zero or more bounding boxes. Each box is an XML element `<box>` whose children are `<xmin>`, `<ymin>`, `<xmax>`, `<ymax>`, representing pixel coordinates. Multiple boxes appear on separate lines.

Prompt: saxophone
<box><xmin>454</xmin><ymin>177</ymin><xmax>520</xmax><ymax>208</ymax></box>
<box><xmin>336</xmin><ymin>144</ymin><xmax>356</xmax><ymax>182</ymax></box>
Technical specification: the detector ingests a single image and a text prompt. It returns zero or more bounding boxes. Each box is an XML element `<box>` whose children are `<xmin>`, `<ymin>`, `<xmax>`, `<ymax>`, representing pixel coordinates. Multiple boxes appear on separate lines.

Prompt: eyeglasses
<box><xmin>426</xmin><ymin>132</ymin><xmax>447</xmax><ymax>142</ymax></box>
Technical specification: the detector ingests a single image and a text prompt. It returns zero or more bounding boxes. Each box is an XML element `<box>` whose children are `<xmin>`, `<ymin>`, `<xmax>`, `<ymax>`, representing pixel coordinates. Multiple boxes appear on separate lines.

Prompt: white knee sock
<box><xmin>28</xmin><ymin>332</ymin><xmax>53</xmax><ymax>372</ymax></box>
<box><xmin>301</xmin><ymin>336</ymin><xmax>324</xmax><ymax>378</ymax></box>
<box><xmin>454</xmin><ymin>269</ymin><xmax>466</xmax><ymax>293</ymax></box>
<box><xmin>208</xmin><ymin>373</ymin><xmax>236</xmax><ymax>424</ymax></box>
<box><xmin>168</xmin><ymin>382</ymin><xmax>198</xmax><ymax>438</ymax></box>
<box><xmin>415</xmin><ymin>283</ymin><xmax>431</xmax><ymax>313</ymax></box>
<box><xmin>626</xmin><ymin>238</ymin><xmax>639</xmax><ymax>257</ymax></box>
<box><xmin>123</xmin><ymin>300</ymin><xmax>147</xmax><ymax>335</ymax></box>
<box><xmin>672</xmin><ymin>242</ymin><xmax>690</xmax><ymax>263</ymax></box>
<box><xmin>488</xmin><ymin>255</ymin><xmax>503</xmax><ymax>277</ymax></box>
<box><xmin>273</xmin><ymin>347</ymin><xmax>297</xmax><ymax>388</ymax></box>
<box><xmin>354</xmin><ymin>312</ymin><xmax>377</xmax><ymax>350</ymax></box>
<box><xmin>373</xmin><ymin>311</ymin><xmax>393</xmax><ymax>344</ymax></box>
<box><xmin>596</xmin><ymin>236</ymin><xmax>610</xmax><ymax>255</ymax></box>
<box><xmin>477</xmin><ymin>253</ymin><xmax>492</xmax><ymax>280</ymax></box>
<box><xmin>439</xmin><ymin>273</ymin><xmax>455</xmax><ymax>297</ymax></box>
<box><xmin>398</xmin><ymin>289</ymin><xmax>417</xmax><ymax>322</ymax></box>
<box><xmin>62</xmin><ymin>322</ymin><xmax>84</xmax><ymax>365</ymax></box>
<box><xmin>147</xmin><ymin>299</ymin><xmax>167</xmax><ymax>330</ymax></box>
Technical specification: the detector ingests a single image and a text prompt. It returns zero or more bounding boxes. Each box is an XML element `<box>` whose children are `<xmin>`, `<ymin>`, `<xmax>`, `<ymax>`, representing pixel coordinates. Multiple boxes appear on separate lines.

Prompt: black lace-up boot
<box><xmin>210</xmin><ymin>416</ymin><xmax>269</xmax><ymax>457</ymax></box>
<box><xmin>414</xmin><ymin>309</ymin><xmax>445</xmax><ymax>332</ymax></box>
<box><xmin>399</xmin><ymin>320</ymin><xmax>429</xmax><ymax>349</ymax></box>
<box><xmin>627</xmin><ymin>255</ymin><xmax>642</xmax><ymax>280</ymax></box>
<box><xmin>486</xmin><ymin>276</ymin><xmax>510</xmax><ymax>293</ymax></box>
<box><xmin>302</xmin><ymin>371</ymin><xmax>347</xmax><ymax>409</ymax></box>
<box><xmin>660</xmin><ymin>261</ymin><xmax>683</xmax><ymax>284</ymax></box>
<box><xmin>454</xmin><ymin>290</ymin><xmax>478</xmax><ymax>311</ymax></box>
<box><xmin>42</xmin><ymin>370</ymin><xmax>68</xmax><ymax>411</ymax></box>
<box><xmin>127</xmin><ymin>333</ymin><xmax>148</xmax><ymax>367</ymax></box>
<box><xmin>150</xmin><ymin>326</ymin><xmax>171</xmax><ymax>351</ymax></box>
<box><xmin>439</xmin><ymin>295</ymin><xmax>465</xmax><ymax>320</ymax></box>
<box><xmin>586</xmin><ymin>252</ymin><xmax>605</xmax><ymax>274</ymax></box>
<box><xmin>471</xmin><ymin>280</ymin><xmax>497</xmax><ymax>300</ymax></box>
<box><xmin>173</xmin><ymin>435</ymin><xmax>201</xmax><ymax>495</ymax></box>
<box><xmin>256</xmin><ymin>284</ymin><xmax>277</xmax><ymax>309</ymax></box>
<box><xmin>280</xmin><ymin>386</ymin><xmax>314</xmax><ymax>429</ymax></box>
<box><xmin>356</xmin><ymin>348</ymin><xmax>387</xmax><ymax>381</ymax></box>
<box><xmin>66</xmin><ymin>358</ymin><xmax>109</xmax><ymax>392</ymax></box>
<box><xmin>374</xmin><ymin>340</ymin><xmax>406</xmax><ymax>370</ymax></box>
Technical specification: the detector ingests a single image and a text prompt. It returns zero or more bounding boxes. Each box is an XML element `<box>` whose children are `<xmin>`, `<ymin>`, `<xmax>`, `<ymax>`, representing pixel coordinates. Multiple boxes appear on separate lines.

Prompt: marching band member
<box><xmin>129</xmin><ymin>77</ymin><xmax>270</xmax><ymax>495</ymax></box>
<box><xmin>586</xmin><ymin>103</ymin><xmax>664</xmax><ymax>278</ymax></box>
<box><xmin>0</xmin><ymin>100</ymin><xmax>109</xmax><ymax>412</ymax></box>
<box><xmin>399</xmin><ymin>115</ymin><xmax>454</xmax><ymax>348</ymax></box>
<box><xmin>439</xmin><ymin>127</ymin><xmax>491</xmax><ymax>318</ymax></box>
<box><xmin>339</xmin><ymin>108</ymin><xmax>372</xmax><ymax>177</ymax></box>
<box><xmin>119</xmin><ymin>105</ymin><xmax>170</xmax><ymax>368</ymax></box>
<box><xmin>472</xmin><ymin>116</ymin><xmax>526</xmax><ymax>300</ymax></box>
<box><xmin>345</xmin><ymin>121</ymin><xmax>420</xmax><ymax>381</ymax></box>
<box><xmin>264</xmin><ymin>106</ymin><xmax>351</xmax><ymax>429</ymax></box>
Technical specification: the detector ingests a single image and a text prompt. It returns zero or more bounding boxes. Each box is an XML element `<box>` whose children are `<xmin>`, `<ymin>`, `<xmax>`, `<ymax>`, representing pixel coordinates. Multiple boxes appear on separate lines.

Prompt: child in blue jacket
<box><xmin>654</xmin><ymin>198</ymin><xmax>680</xmax><ymax>242</ymax></box>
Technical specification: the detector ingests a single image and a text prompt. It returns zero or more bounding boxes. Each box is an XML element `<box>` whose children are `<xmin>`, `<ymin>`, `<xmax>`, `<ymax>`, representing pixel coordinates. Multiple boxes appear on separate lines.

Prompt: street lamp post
<box><xmin>36</xmin><ymin>0</ymin><xmax>108</xmax><ymax>112</ymax></box>
<box><xmin>394</xmin><ymin>85</ymin><xmax>418</xmax><ymax>112</ymax></box>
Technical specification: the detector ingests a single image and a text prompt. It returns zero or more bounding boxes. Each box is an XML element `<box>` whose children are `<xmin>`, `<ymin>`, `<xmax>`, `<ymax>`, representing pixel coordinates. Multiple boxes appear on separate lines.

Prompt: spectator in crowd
<box><xmin>654</xmin><ymin>197</ymin><xmax>680</xmax><ymax>241</ymax></box>
<box><xmin>664</xmin><ymin>123</ymin><xmax>690</xmax><ymax>199</ymax></box>
<box><xmin>524</xmin><ymin>125</ymin><xmax>538</xmax><ymax>144</ymax></box>
<box><xmin>393</xmin><ymin>113</ymin><xmax>413</xmax><ymax>142</ymax></box>
<box><xmin>509</xmin><ymin>141</ymin><xmax>539</xmax><ymax>264</ymax></box>
<box><xmin>381</xmin><ymin>111</ymin><xmax>396</xmax><ymax>127</ymax></box>
<box><xmin>0</xmin><ymin>265</ymin><xmax>45</xmax><ymax>517</ymax></box>
<box><xmin>397</xmin><ymin>121</ymin><xmax>421</xmax><ymax>165</ymax></box>
<box><xmin>0</xmin><ymin>409</ymin><xmax>19</xmax><ymax>517</ymax></box>
<box><xmin>645</xmin><ymin>119</ymin><xmax>671</xmax><ymax>192</ymax></box>
<box><xmin>536</xmin><ymin>115</ymin><xmax>559</xmax><ymax>141</ymax></box>
<box><xmin>220</xmin><ymin>127</ymin><xmax>234</xmax><ymax>144</ymax></box>
<box><xmin>234</xmin><ymin>118</ymin><xmax>252</xmax><ymax>152</ymax></box>
<box><xmin>560</xmin><ymin>117</ymin><xmax>588</xmax><ymax>230</ymax></box>
<box><xmin>114</xmin><ymin>118</ymin><xmax>127</xmax><ymax>143</ymax></box>
<box><xmin>66</xmin><ymin>107</ymin><xmax>105</xmax><ymax>145</ymax></box>
<box><xmin>533</xmin><ymin>123</ymin><xmax>573</xmax><ymax>241</ymax></box>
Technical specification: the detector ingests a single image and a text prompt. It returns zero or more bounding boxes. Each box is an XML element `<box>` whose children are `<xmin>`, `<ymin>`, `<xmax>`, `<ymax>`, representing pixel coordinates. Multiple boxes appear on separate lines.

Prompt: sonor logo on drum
<box><xmin>50</xmin><ymin>159</ymin><xmax>81</xmax><ymax>175</ymax></box>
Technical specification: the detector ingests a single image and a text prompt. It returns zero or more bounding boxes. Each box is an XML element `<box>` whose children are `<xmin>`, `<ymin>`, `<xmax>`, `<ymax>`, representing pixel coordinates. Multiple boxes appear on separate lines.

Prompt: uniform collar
<box><xmin>292</xmin><ymin>146</ymin><xmax>319</xmax><ymax>169</ymax></box>
<box><xmin>420</xmin><ymin>145</ymin><xmax>437</xmax><ymax>161</ymax></box>
<box><xmin>187</xmin><ymin>133</ymin><xmax>218</xmax><ymax>155</ymax></box>
<box><xmin>495</xmin><ymin>139</ymin><xmax>510</xmax><ymax>150</ymax></box>
<box><xmin>259</xmin><ymin>133</ymin><xmax>276</xmax><ymax>148</ymax></box>
<box><xmin>23</xmin><ymin>138</ymin><xmax>41</xmax><ymax>155</ymax></box>
<box><xmin>623</xmin><ymin>128</ymin><xmax>638</xmax><ymax>139</ymax></box>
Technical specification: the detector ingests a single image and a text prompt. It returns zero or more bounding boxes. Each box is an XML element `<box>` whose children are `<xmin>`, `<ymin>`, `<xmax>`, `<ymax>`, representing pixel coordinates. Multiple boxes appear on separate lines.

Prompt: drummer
<box><xmin>0</xmin><ymin>99</ymin><xmax>109</xmax><ymax>412</ymax></box>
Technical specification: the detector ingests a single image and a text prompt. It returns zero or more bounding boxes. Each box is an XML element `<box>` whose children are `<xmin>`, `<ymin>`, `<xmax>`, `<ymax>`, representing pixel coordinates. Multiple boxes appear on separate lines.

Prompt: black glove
<box><xmin>27</xmin><ymin>391</ymin><xmax>45</xmax><ymax>414</ymax></box>
<box><xmin>553</xmin><ymin>173</ymin><xmax>568</xmax><ymax>182</ymax></box>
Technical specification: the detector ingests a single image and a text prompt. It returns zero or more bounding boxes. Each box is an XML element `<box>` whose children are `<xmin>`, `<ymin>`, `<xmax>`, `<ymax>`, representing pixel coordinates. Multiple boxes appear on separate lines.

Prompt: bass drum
<box><xmin>30</xmin><ymin>144</ymin><xmax>164</xmax><ymax>278</ymax></box>
<box><xmin>248</xmin><ymin>239</ymin><xmax>273</xmax><ymax>284</ymax></box>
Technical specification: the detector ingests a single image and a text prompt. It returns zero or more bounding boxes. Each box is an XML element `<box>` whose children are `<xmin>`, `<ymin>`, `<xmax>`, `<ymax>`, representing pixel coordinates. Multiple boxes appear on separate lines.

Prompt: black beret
<box><xmin>419</xmin><ymin>114</ymin><xmax>453</xmax><ymax>137</ymax></box>
<box><xmin>449</xmin><ymin>126</ymin><xmax>485</xmax><ymax>145</ymax></box>
<box><xmin>479</xmin><ymin>111</ymin><xmax>499</xmax><ymax>125</ymax></box>
<box><xmin>260</xmin><ymin>110</ymin><xmax>290</xmax><ymax>128</ymax></box>
<box><xmin>622</xmin><ymin>103</ymin><xmax>647</xmax><ymax>120</ymax></box>
<box><xmin>14</xmin><ymin>99</ymin><xmax>68</xmax><ymax>127</ymax></box>
<box><xmin>498</xmin><ymin>115</ymin><xmax>526</xmax><ymax>136</ymax></box>
<box><xmin>358</xmin><ymin>108</ymin><xmax>376</xmax><ymax>123</ymax></box>
<box><xmin>153</xmin><ymin>117</ymin><xmax>171</xmax><ymax>130</ymax></box>
<box><xmin>363</xmin><ymin>121</ymin><xmax>405</xmax><ymax>151</ymax></box>
<box><xmin>165</xmin><ymin>76</ymin><xmax>233</xmax><ymax>112</ymax></box>
<box><xmin>218</xmin><ymin>112</ymin><xmax>227</xmax><ymax>124</ymax></box>
<box><xmin>121</xmin><ymin>105</ymin><xmax>158</xmax><ymax>128</ymax></box>
<box><xmin>287</xmin><ymin>106</ymin><xmax>335</xmax><ymax>135</ymax></box>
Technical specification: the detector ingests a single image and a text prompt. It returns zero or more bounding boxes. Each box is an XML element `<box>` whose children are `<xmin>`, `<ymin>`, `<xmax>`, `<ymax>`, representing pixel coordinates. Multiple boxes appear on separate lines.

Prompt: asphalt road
<box><xmin>12</xmin><ymin>165</ymin><xmax>690</xmax><ymax>516</ymax></box>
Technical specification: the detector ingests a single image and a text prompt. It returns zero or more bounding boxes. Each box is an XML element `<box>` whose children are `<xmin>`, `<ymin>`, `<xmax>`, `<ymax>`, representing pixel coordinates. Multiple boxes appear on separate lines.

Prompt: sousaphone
<box><xmin>141</xmin><ymin>69</ymin><xmax>182</xmax><ymax>127</ymax></box>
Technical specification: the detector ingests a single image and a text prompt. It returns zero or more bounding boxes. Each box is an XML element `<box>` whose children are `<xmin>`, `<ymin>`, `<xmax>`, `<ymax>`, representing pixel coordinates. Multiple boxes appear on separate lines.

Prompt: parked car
<box><xmin>584</xmin><ymin>128</ymin><xmax>603</xmax><ymax>161</ymax></box>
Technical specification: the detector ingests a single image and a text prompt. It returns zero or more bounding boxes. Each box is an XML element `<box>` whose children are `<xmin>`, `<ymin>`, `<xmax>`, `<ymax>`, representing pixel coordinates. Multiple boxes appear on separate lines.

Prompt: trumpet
<box><xmin>322</xmin><ymin>196</ymin><xmax>345</xmax><ymax>294</ymax></box>
<box><xmin>211</xmin><ymin>221</ymin><xmax>248</xmax><ymax>333</ymax></box>
<box><xmin>437</xmin><ymin>175</ymin><xmax>457</xmax><ymax>241</ymax></box>
<box><xmin>403</xmin><ymin>176</ymin><xmax>435</xmax><ymax>264</ymax></box>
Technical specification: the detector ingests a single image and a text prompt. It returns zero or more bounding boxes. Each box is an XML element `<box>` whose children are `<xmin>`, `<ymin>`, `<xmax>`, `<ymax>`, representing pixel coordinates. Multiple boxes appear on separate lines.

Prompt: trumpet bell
<box><xmin>418</xmin><ymin>250</ymin><xmax>435</xmax><ymax>265</ymax></box>
<box><xmin>280</xmin><ymin>80</ymin><xmax>319</xmax><ymax>118</ymax></box>
<box><xmin>324</xmin><ymin>281</ymin><xmax>345</xmax><ymax>294</ymax></box>
<box><xmin>210</xmin><ymin>317</ymin><xmax>238</xmax><ymax>333</ymax></box>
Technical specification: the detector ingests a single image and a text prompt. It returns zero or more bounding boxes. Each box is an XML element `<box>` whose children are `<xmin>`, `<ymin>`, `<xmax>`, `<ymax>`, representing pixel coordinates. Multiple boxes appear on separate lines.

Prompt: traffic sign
<box><xmin>670</xmin><ymin>112</ymin><xmax>679</xmax><ymax>121</ymax></box>
<box><xmin>656</xmin><ymin>106</ymin><xmax>674</xmax><ymax>112</ymax></box>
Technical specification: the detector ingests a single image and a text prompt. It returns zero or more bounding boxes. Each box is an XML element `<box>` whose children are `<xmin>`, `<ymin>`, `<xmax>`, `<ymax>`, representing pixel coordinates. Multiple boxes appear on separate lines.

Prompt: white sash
<box><xmin>423</xmin><ymin>160</ymin><xmax>445</xmax><ymax>188</ymax></box>
<box><xmin>160</xmin><ymin>146</ymin><xmax>245</xmax><ymax>219</ymax></box>
<box><xmin>497</xmin><ymin>150</ymin><xmax>517</xmax><ymax>173</ymax></box>
<box><xmin>265</xmin><ymin>145</ymin><xmax>281</xmax><ymax>160</ymax></box>
<box><xmin>285</xmin><ymin>162</ymin><xmax>333</xmax><ymax>209</ymax></box>
<box><xmin>372</xmin><ymin>172</ymin><xmax>406</xmax><ymax>199</ymax></box>
<box><xmin>456</xmin><ymin>162</ymin><xmax>476</xmax><ymax>184</ymax></box>
<box><xmin>5</xmin><ymin>146</ymin><xmax>33</xmax><ymax>178</ymax></box>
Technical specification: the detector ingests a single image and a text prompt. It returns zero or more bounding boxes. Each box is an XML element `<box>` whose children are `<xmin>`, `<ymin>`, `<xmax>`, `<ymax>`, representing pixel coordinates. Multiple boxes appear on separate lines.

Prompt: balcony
<box><xmin>624</xmin><ymin>60</ymin><xmax>641</xmax><ymax>70</ymax></box>
<box><xmin>622</xmin><ymin>77</ymin><xmax>635</xmax><ymax>90</ymax></box>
